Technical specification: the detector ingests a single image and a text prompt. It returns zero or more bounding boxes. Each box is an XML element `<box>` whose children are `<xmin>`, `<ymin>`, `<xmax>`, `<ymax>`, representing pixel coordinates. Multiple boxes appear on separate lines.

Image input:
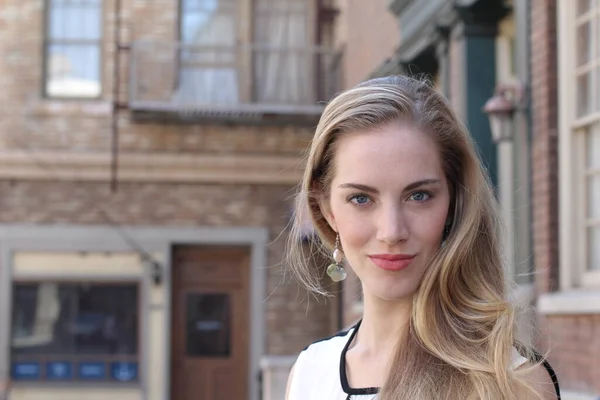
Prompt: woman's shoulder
<box><xmin>288</xmin><ymin>327</ymin><xmax>354</xmax><ymax>393</ymax></box>
<box><xmin>286</xmin><ymin>328</ymin><xmax>355</xmax><ymax>399</ymax></box>
<box><xmin>297</xmin><ymin>327</ymin><xmax>354</xmax><ymax>366</ymax></box>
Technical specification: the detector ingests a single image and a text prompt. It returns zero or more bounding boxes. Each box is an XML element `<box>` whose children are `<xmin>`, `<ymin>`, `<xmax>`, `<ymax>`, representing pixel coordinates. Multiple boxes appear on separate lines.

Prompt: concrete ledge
<box><xmin>538</xmin><ymin>290</ymin><xmax>600</xmax><ymax>315</ymax></box>
<box><xmin>561</xmin><ymin>391</ymin><xmax>600</xmax><ymax>400</ymax></box>
<box><xmin>259</xmin><ymin>355</ymin><xmax>296</xmax><ymax>369</ymax></box>
<box><xmin>0</xmin><ymin>150</ymin><xmax>303</xmax><ymax>185</ymax></box>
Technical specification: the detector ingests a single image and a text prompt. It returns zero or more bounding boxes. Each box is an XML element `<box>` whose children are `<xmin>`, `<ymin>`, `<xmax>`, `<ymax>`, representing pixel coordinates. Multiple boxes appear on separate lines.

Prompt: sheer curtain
<box><xmin>253</xmin><ymin>0</ymin><xmax>312</xmax><ymax>105</ymax></box>
<box><xmin>12</xmin><ymin>284</ymin><xmax>60</xmax><ymax>348</ymax></box>
<box><xmin>175</xmin><ymin>0</ymin><xmax>240</xmax><ymax>106</ymax></box>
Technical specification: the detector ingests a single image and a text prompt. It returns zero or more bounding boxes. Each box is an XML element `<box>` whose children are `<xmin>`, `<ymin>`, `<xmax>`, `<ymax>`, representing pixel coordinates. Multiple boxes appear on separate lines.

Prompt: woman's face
<box><xmin>322</xmin><ymin>122</ymin><xmax>451</xmax><ymax>301</ymax></box>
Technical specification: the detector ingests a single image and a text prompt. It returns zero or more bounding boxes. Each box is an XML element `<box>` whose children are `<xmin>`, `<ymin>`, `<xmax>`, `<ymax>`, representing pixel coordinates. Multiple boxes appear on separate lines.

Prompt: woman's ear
<box><xmin>319</xmin><ymin>197</ymin><xmax>337</xmax><ymax>233</ymax></box>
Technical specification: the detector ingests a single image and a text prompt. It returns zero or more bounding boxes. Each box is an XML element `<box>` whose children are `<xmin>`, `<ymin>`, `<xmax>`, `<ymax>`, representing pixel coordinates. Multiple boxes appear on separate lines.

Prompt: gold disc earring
<box><xmin>327</xmin><ymin>234</ymin><xmax>347</xmax><ymax>282</ymax></box>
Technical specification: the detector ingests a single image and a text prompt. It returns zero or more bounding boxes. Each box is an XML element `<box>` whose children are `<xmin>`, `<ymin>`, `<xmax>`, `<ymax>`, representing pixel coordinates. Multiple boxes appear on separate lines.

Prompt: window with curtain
<box><xmin>11</xmin><ymin>283</ymin><xmax>139</xmax><ymax>382</ymax></box>
<box><xmin>175</xmin><ymin>0</ymin><xmax>314</xmax><ymax>107</ymax></box>
<box><xmin>44</xmin><ymin>0</ymin><xmax>102</xmax><ymax>98</ymax></box>
<box><xmin>575</xmin><ymin>0</ymin><xmax>600</xmax><ymax>282</ymax></box>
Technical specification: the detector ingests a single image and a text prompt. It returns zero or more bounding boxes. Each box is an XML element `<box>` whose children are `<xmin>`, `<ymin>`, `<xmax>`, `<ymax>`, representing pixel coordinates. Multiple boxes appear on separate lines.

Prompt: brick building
<box><xmin>0</xmin><ymin>1</ymin><xmax>343</xmax><ymax>400</ymax></box>
<box><xmin>536</xmin><ymin>0</ymin><xmax>600</xmax><ymax>398</ymax></box>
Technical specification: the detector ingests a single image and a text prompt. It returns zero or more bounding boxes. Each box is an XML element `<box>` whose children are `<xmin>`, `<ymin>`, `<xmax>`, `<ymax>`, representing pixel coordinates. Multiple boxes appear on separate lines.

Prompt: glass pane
<box><xmin>11</xmin><ymin>283</ymin><xmax>74</xmax><ymax>354</ymax></box>
<box><xmin>253</xmin><ymin>0</ymin><xmax>311</xmax><ymax>104</ymax></box>
<box><xmin>177</xmin><ymin>0</ymin><xmax>239</xmax><ymax>105</ymax></box>
<box><xmin>577</xmin><ymin>72</ymin><xmax>591</xmax><ymax>117</ymax></box>
<box><xmin>588</xmin><ymin>226</ymin><xmax>600</xmax><ymax>270</ymax></box>
<box><xmin>11</xmin><ymin>283</ymin><xmax>138</xmax><ymax>356</ymax></box>
<box><xmin>587</xmin><ymin>124</ymin><xmax>600</xmax><ymax>169</ymax></box>
<box><xmin>46</xmin><ymin>44</ymin><xmax>101</xmax><ymax>97</ymax></box>
<box><xmin>587</xmin><ymin>174</ymin><xmax>600</xmax><ymax>219</ymax></box>
<box><xmin>49</xmin><ymin>0</ymin><xmax>101</xmax><ymax>40</ymax></box>
<box><xmin>74</xmin><ymin>285</ymin><xmax>138</xmax><ymax>355</ymax></box>
<box><xmin>180</xmin><ymin>0</ymin><xmax>236</xmax><ymax>45</ymax></box>
<box><xmin>186</xmin><ymin>293</ymin><xmax>231</xmax><ymax>357</ymax></box>
<box><xmin>577</xmin><ymin>21</ymin><xmax>592</xmax><ymax>66</ymax></box>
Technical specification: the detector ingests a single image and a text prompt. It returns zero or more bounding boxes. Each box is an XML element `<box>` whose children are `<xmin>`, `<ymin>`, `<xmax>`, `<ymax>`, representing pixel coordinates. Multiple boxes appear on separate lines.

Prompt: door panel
<box><xmin>171</xmin><ymin>246</ymin><xmax>250</xmax><ymax>400</ymax></box>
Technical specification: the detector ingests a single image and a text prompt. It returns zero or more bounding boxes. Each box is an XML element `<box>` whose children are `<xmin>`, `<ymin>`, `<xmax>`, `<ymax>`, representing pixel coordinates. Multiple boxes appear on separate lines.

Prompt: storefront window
<box><xmin>11</xmin><ymin>283</ymin><xmax>139</xmax><ymax>382</ymax></box>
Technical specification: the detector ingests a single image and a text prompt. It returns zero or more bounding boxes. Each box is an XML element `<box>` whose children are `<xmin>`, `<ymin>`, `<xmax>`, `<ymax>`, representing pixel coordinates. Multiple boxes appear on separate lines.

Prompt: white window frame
<box><xmin>43</xmin><ymin>0</ymin><xmax>103</xmax><ymax>99</ymax></box>
<box><xmin>558</xmin><ymin>0</ymin><xmax>600</xmax><ymax>292</ymax></box>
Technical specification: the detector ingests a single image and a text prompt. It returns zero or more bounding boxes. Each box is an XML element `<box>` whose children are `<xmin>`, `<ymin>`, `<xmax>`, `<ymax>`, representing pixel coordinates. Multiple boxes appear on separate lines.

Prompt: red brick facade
<box><xmin>531</xmin><ymin>0</ymin><xmax>560</xmax><ymax>297</ymax></box>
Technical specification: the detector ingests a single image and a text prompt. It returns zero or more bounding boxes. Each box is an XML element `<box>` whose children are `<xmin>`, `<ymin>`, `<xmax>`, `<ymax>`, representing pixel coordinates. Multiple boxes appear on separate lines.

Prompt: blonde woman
<box><xmin>285</xmin><ymin>76</ymin><xmax>560</xmax><ymax>400</ymax></box>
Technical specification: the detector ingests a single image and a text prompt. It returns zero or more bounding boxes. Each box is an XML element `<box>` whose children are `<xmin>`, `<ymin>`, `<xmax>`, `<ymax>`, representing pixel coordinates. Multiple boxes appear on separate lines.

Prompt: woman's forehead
<box><xmin>331</xmin><ymin>124</ymin><xmax>444</xmax><ymax>185</ymax></box>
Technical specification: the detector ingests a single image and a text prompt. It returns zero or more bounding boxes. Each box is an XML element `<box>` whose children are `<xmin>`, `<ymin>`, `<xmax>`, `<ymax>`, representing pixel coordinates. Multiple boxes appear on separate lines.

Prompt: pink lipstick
<box><xmin>368</xmin><ymin>254</ymin><xmax>415</xmax><ymax>271</ymax></box>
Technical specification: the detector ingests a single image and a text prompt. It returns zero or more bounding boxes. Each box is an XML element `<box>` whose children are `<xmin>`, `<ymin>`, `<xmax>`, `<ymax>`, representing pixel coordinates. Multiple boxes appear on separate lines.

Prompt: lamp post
<box><xmin>483</xmin><ymin>83</ymin><xmax>525</xmax><ymax>143</ymax></box>
<box><xmin>482</xmin><ymin>82</ymin><xmax>526</xmax><ymax>284</ymax></box>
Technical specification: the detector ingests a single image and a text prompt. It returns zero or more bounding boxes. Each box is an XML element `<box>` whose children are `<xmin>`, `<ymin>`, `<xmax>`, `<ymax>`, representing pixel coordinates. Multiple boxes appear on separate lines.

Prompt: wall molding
<box><xmin>0</xmin><ymin>151</ymin><xmax>304</xmax><ymax>185</ymax></box>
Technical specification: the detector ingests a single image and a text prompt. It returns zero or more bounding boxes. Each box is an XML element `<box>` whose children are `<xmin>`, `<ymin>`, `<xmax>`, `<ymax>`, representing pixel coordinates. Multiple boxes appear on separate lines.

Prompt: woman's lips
<box><xmin>368</xmin><ymin>254</ymin><xmax>416</xmax><ymax>271</ymax></box>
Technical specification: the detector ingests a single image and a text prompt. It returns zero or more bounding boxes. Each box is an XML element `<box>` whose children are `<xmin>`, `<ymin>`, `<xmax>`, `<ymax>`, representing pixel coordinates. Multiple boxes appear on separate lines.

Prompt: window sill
<box><xmin>538</xmin><ymin>290</ymin><xmax>600</xmax><ymax>315</ymax></box>
<box><xmin>10</xmin><ymin>381</ymin><xmax>141</xmax><ymax>389</ymax></box>
<box><xmin>559</xmin><ymin>390</ymin><xmax>600</xmax><ymax>400</ymax></box>
<box><xmin>27</xmin><ymin>100</ymin><xmax>112</xmax><ymax>118</ymax></box>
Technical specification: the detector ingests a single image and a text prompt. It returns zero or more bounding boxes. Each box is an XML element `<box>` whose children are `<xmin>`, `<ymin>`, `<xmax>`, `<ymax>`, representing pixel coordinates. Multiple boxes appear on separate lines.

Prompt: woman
<box><xmin>285</xmin><ymin>76</ymin><xmax>560</xmax><ymax>399</ymax></box>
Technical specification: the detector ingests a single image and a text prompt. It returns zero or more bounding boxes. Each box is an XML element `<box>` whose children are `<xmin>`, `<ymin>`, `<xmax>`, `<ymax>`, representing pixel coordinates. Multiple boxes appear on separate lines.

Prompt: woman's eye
<box><xmin>349</xmin><ymin>194</ymin><xmax>371</xmax><ymax>206</ymax></box>
<box><xmin>409</xmin><ymin>191</ymin><xmax>431</xmax><ymax>202</ymax></box>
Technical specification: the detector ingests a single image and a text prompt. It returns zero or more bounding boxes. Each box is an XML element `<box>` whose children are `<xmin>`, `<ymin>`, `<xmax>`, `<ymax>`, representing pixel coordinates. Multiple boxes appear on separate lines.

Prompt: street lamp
<box><xmin>483</xmin><ymin>83</ymin><xmax>524</xmax><ymax>143</ymax></box>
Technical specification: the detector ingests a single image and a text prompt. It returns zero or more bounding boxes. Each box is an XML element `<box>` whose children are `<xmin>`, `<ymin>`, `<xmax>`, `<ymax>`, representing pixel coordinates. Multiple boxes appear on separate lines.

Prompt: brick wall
<box><xmin>530</xmin><ymin>0</ymin><xmax>559</xmax><ymax>297</ymax></box>
<box><xmin>0</xmin><ymin>0</ymin><xmax>335</xmax><ymax>357</ymax></box>
<box><xmin>543</xmin><ymin>315</ymin><xmax>600</xmax><ymax>395</ymax></box>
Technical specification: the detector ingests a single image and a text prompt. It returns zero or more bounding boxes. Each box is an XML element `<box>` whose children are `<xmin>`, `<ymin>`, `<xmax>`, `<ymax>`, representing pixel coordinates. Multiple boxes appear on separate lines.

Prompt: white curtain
<box><xmin>12</xmin><ymin>284</ymin><xmax>60</xmax><ymax>348</ymax></box>
<box><xmin>253</xmin><ymin>0</ymin><xmax>312</xmax><ymax>105</ymax></box>
<box><xmin>175</xmin><ymin>0</ymin><xmax>240</xmax><ymax>106</ymax></box>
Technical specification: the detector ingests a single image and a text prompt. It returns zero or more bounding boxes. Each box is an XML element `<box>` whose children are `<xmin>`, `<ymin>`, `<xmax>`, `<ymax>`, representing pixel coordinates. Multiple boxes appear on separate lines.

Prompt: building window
<box><xmin>172</xmin><ymin>0</ymin><xmax>315</xmax><ymax>106</ymax></box>
<box><xmin>44</xmin><ymin>0</ymin><xmax>102</xmax><ymax>98</ymax></box>
<box><xmin>575</xmin><ymin>0</ymin><xmax>600</xmax><ymax>279</ymax></box>
<box><xmin>11</xmin><ymin>283</ymin><xmax>139</xmax><ymax>382</ymax></box>
<box><xmin>559</xmin><ymin>0</ymin><xmax>600</xmax><ymax>289</ymax></box>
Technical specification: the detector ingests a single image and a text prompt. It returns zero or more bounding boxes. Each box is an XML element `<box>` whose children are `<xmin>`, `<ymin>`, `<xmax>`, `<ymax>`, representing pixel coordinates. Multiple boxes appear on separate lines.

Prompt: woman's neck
<box><xmin>353</xmin><ymin>292</ymin><xmax>412</xmax><ymax>355</ymax></box>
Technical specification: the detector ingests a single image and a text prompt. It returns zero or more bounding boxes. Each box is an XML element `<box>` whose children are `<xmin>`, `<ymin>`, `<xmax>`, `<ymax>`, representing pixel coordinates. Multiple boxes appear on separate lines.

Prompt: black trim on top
<box><xmin>519</xmin><ymin>347</ymin><xmax>561</xmax><ymax>400</ymax></box>
<box><xmin>339</xmin><ymin>320</ymin><xmax>379</xmax><ymax>396</ymax></box>
<box><xmin>302</xmin><ymin>326</ymin><xmax>353</xmax><ymax>352</ymax></box>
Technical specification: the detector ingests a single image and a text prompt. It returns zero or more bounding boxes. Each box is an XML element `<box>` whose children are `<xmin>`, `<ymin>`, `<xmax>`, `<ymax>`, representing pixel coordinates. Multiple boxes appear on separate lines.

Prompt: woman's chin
<box><xmin>367</xmin><ymin>281</ymin><xmax>419</xmax><ymax>302</ymax></box>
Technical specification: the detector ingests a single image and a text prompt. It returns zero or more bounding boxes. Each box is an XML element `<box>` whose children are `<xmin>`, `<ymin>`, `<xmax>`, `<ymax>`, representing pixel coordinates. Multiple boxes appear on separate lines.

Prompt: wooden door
<box><xmin>170</xmin><ymin>245</ymin><xmax>250</xmax><ymax>400</ymax></box>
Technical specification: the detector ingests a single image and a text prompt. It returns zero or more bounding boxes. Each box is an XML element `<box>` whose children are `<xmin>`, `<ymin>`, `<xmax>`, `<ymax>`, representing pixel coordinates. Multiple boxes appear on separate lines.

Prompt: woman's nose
<box><xmin>375</xmin><ymin>205</ymin><xmax>409</xmax><ymax>245</ymax></box>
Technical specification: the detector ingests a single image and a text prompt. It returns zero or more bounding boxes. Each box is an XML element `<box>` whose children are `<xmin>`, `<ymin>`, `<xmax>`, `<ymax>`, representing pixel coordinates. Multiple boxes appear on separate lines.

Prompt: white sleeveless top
<box><xmin>288</xmin><ymin>322</ymin><xmax>529</xmax><ymax>400</ymax></box>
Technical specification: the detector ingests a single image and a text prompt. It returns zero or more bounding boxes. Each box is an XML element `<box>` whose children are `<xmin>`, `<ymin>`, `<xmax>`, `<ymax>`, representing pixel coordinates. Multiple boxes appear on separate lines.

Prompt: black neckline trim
<box><xmin>339</xmin><ymin>320</ymin><xmax>380</xmax><ymax>395</ymax></box>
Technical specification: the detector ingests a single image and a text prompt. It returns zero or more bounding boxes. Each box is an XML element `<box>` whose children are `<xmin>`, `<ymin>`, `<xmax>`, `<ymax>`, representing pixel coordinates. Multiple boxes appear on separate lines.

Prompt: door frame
<box><xmin>0</xmin><ymin>224</ymin><xmax>268</xmax><ymax>400</ymax></box>
<box><xmin>164</xmin><ymin>228</ymin><xmax>266</xmax><ymax>400</ymax></box>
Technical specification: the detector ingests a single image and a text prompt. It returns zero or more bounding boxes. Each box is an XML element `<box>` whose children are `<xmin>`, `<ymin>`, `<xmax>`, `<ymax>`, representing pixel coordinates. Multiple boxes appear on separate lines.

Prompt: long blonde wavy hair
<box><xmin>287</xmin><ymin>75</ymin><xmax>543</xmax><ymax>399</ymax></box>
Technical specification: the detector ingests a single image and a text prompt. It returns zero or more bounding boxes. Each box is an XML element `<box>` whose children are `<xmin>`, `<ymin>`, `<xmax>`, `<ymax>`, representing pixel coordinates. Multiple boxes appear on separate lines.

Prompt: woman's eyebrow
<box><xmin>338</xmin><ymin>179</ymin><xmax>441</xmax><ymax>194</ymax></box>
<box><xmin>338</xmin><ymin>183</ymin><xmax>379</xmax><ymax>194</ymax></box>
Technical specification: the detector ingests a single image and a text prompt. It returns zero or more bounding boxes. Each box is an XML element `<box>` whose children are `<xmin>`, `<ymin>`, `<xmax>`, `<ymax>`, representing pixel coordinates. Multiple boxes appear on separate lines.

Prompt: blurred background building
<box><xmin>0</xmin><ymin>0</ymin><xmax>597</xmax><ymax>400</ymax></box>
